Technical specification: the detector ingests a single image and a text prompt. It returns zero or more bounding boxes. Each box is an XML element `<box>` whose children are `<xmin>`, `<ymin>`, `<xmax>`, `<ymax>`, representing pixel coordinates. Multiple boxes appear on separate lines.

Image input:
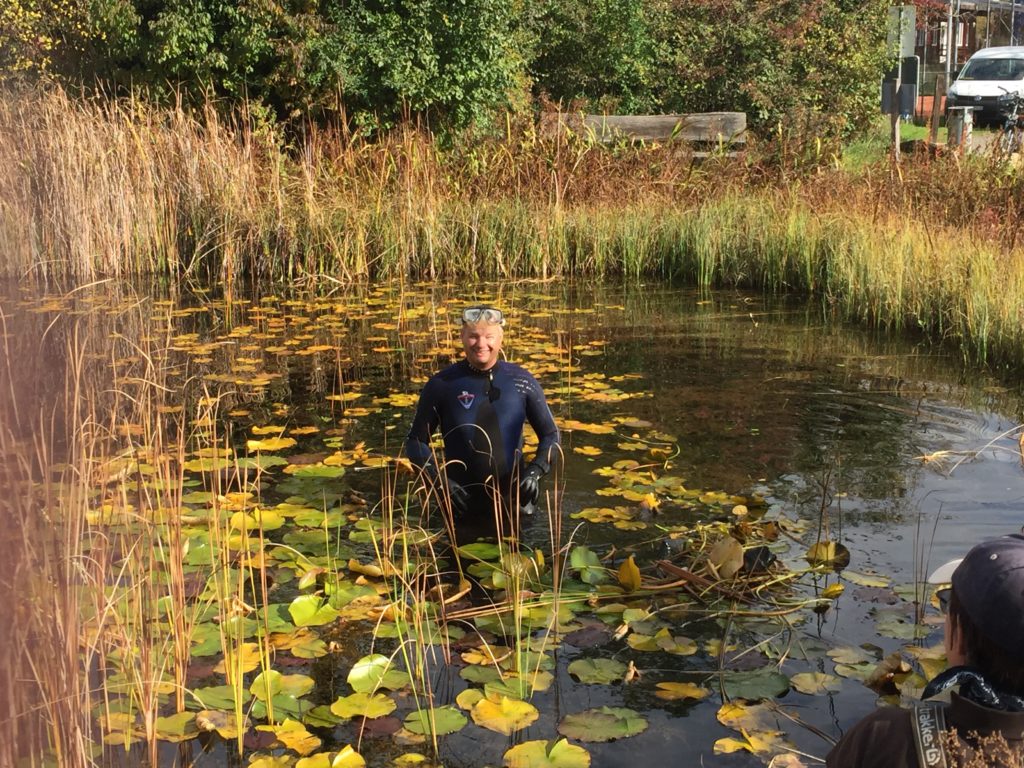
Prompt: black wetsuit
<box><xmin>405</xmin><ymin>359</ymin><xmax>559</xmax><ymax>518</ymax></box>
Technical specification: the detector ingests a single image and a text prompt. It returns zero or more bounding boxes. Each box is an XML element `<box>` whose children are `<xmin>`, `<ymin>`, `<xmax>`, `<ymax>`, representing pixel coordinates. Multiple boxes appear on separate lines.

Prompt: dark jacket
<box><xmin>405</xmin><ymin>359</ymin><xmax>559</xmax><ymax>495</ymax></box>
<box><xmin>827</xmin><ymin>693</ymin><xmax>1024</xmax><ymax>768</ymax></box>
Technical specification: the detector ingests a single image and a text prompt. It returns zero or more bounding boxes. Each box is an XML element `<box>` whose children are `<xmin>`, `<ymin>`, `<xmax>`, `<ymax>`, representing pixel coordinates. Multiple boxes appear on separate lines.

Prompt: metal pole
<box><xmin>986</xmin><ymin>0</ymin><xmax>992</xmax><ymax>47</ymax></box>
<box><xmin>946</xmin><ymin>0</ymin><xmax>954</xmax><ymax>84</ymax></box>
<box><xmin>1013</xmin><ymin>0</ymin><xmax>1017</xmax><ymax>45</ymax></box>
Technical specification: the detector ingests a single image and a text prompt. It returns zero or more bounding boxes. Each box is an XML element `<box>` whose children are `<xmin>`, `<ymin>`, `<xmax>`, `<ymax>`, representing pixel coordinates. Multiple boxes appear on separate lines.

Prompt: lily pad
<box><xmin>295</xmin><ymin>745</ymin><xmax>366</xmax><ymax>768</ymax></box>
<box><xmin>289</xmin><ymin>595</ymin><xmax>341</xmax><ymax>627</ymax></box>
<box><xmin>789</xmin><ymin>672</ymin><xmax>842</xmax><ymax>695</ymax></box>
<box><xmin>348</xmin><ymin>654</ymin><xmax>410</xmax><ymax>693</ymax></box>
<box><xmin>257</xmin><ymin>718</ymin><xmax>322</xmax><ymax>755</ymax></box>
<box><xmin>569</xmin><ymin>546</ymin><xmax>608</xmax><ymax>585</ymax></box>
<box><xmin>567</xmin><ymin>658</ymin><xmax>626</xmax><ymax>685</ymax></box>
<box><xmin>654</xmin><ymin>681</ymin><xmax>712</xmax><ymax>701</ymax></box>
<box><xmin>721</xmin><ymin>668</ymin><xmax>790</xmax><ymax>700</ymax></box>
<box><xmin>557</xmin><ymin>706</ymin><xmax>648</xmax><ymax>742</ymax></box>
<box><xmin>330</xmin><ymin>693</ymin><xmax>397</xmax><ymax>720</ymax></box>
<box><xmin>471</xmin><ymin>695</ymin><xmax>540</xmax><ymax>735</ymax></box>
<box><xmin>402</xmin><ymin>706</ymin><xmax>467</xmax><ymax>736</ymax></box>
<box><xmin>155</xmin><ymin>711</ymin><xmax>199</xmax><ymax>742</ymax></box>
<box><xmin>504</xmin><ymin>739</ymin><xmax>591</xmax><ymax>768</ymax></box>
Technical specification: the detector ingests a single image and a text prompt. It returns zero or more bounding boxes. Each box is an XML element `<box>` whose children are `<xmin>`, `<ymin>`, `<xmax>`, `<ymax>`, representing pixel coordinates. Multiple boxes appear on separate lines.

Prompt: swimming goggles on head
<box><xmin>461</xmin><ymin>306</ymin><xmax>505</xmax><ymax>326</ymax></box>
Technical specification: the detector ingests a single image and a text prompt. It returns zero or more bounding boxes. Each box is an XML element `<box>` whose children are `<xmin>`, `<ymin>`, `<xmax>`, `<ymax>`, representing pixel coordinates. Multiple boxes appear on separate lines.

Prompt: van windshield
<box><xmin>959</xmin><ymin>58</ymin><xmax>1024</xmax><ymax>80</ymax></box>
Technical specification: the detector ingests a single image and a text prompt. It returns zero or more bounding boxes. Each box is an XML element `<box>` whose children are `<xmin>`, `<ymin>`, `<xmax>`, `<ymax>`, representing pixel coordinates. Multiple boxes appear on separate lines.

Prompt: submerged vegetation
<box><xmin>2</xmin><ymin>284</ymin><xmax>967</xmax><ymax>768</ymax></box>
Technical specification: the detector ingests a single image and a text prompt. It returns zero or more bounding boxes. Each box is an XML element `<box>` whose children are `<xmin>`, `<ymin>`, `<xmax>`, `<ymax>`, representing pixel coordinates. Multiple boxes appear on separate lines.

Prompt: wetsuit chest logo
<box><xmin>457</xmin><ymin>390</ymin><xmax>475</xmax><ymax>410</ymax></box>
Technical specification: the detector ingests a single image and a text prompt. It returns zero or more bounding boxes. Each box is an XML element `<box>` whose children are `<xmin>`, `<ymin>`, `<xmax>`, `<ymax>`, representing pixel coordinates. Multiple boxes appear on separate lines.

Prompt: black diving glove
<box><xmin>444</xmin><ymin>477</ymin><xmax>471</xmax><ymax>518</ymax></box>
<box><xmin>518</xmin><ymin>463</ymin><xmax>545</xmax><ymax>512</ymax></box>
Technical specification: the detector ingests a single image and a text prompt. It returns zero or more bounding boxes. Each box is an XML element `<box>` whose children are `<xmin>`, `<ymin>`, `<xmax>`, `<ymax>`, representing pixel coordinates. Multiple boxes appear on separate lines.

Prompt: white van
<box><xmin>947</xmin><ymin>46</ymin><xmax>1024</xmax><ymax>125</ymax></box>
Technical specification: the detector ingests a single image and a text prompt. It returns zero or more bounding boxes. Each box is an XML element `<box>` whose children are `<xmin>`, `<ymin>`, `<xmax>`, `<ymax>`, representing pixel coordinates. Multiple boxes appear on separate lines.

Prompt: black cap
<box><xmin>929</xmin><ymin>534</ymin><xmax>1024</xmax><ymax>655</ymax></box>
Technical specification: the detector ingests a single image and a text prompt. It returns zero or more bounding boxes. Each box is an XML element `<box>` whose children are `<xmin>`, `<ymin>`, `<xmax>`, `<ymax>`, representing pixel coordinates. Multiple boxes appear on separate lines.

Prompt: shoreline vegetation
<box><xmin>2</xmin><ymin>89</ymin><xmax>1024</xmax><ymax>369</ymax></box>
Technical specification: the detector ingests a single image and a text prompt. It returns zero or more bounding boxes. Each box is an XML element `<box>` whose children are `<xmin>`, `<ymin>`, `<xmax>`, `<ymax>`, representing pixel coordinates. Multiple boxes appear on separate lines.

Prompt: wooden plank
<box><xmin>539</xmin><ymin>112</ymin><xmax>746</xmax><ymax>144</ymax></box>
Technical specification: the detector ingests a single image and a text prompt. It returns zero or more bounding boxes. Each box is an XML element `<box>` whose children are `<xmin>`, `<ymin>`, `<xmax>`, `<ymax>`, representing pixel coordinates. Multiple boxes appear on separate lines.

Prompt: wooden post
<box><xmin>892</xmin><ymin>62</ymin><xmax>902</xmax><ymax>163</ymax></box>
<box><xmin>930</xmin><ymin>74</ymin><xmax>945</xmax><ymax>146</ymax></box>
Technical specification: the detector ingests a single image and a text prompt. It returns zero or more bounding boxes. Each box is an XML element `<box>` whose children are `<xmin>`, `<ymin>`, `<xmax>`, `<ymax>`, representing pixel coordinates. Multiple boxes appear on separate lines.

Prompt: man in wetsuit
<box><xmin>405</xmin><ymin>306</ymin><xmax>560</xmax><ymax>539</ymax></box>
<box><xmin>826</xmin><ymin>533</ymin><xmax>1024</xmax><ymax>767</ymax></box>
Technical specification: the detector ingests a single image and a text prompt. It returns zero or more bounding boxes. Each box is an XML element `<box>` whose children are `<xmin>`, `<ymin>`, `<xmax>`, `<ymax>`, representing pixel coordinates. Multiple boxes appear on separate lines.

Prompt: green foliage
<box><xmin>3</xmin><ymin>0</ymin><xmax>889</xmax><ymax>140</ymax></box>
<box><xmin>531</xmin><ymin>0</ymin><xmax>891</xmax><ymax>139</ymax></box>
<box><xmin>526</xmin><ymin>0</ymin><xmax>669</xmax><ymax>113</ymax></box>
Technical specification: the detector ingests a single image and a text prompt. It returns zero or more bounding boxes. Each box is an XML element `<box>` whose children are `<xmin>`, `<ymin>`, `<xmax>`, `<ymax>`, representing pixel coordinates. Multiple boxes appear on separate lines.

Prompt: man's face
<box><xmin>461</xmin><ymin>322</ymin><xmax>503</xmax><ymax>370</ymax></box>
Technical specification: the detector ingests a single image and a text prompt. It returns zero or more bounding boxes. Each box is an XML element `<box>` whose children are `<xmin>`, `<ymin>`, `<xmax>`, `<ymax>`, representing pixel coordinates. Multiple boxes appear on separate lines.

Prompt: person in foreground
<box><xmin>405</xmin><ymin>306</ymin><xmax>559</xmax><ymax>542</ymax></box>
<box><xmin>827</xmin><ymin>533</ymin><xmax>1024</xmax><ymax>768</ymax></box>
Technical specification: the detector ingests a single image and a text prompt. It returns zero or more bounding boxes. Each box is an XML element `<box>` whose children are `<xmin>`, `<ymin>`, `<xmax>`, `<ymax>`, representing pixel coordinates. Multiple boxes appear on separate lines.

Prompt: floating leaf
<box><xmin>196</xmin><ymin>710</ymin><xmax>245</xmax><ymax>739</ymax></box>
<box><xmin>296</xmin><ymin>746</ymin><xmax>366</xmax><ymax>768</ymax></box>
<box><xmin>557</xmin><ymin>707</ymin><xmax>647</xmax><ymax>742</ymax></box>
<box><xmin>569</xmin><ymin>546</ymin><xmax>608</xmax><ymax>585</ymax></box>
<box><xmin>503</xmin><ymin>739</ymin><xmax>591</xmax><ymax>768</ymax></box>
<box><xmin>348</xmin><ymin>655</ymin><xmax>409</xmax><ymax>693</ymax></box>
<box><xmin>250</xmin><ymin>670</ymin><xmax>315</xmax><ymax>702</ymax></box>
<box><xmin>457</xmin><ymin>542</ymin><xmax>502</xmax><ymax>561</ymax></box>
<box><xmin>821</xmin><ymin>583</ymin><xmax>845</xmax><ymax>600</ymax></box>
<box><xmin>617</xmin><ymin>556</ymin><xmax>641</xmax><ymax>592</ymax></box>
<box><xmin>471</xmin><ymin>695</ymin><xmax>540</xmax><ymax>735</ymax></box>
<box><xmin>330</xmin><ymin>693</ymin><xmax>396</xmax><ymax>720</ymax></box>
<box><xmin>155</xmin><ymin>711</ymin><xmax>199</xmax><ymax>742</ymax></box>
<box><xmin>456</xmin><ymin>689</ymin><xmax>485</xmax><ymax>710</ymax></box>
<box><xmin>193</xmin><ymin>685</ymin><xmax>251</xmax><ymax>711</ymax></box>
<box><xmin>403</xmin><ymin>706</ymin><xmax>467</xmax><ymax>736</ymax></box>
<box><xmin>248</xmin><ymin>437</ymin><xmax>298</xmax><ymax>452</ymax></box>
<box><xmin>721</xmin><ymin>668</ymin><xmax>790</xmax><ymax>700</ymax></box>
<box><xmin>257</xmin><ymin>718</ymin><xmax>321</xmax><ymax>755</ymax></box>
<box><xmin>844</xmin><ymin>571</ymin><xmax>891</xmax><ymax>588</ymax></box>
<box><xmin>806</xmin><ymin>541</ymin><xmax>851</xmax><ymax>569</ymax></box>
<box><xmin>708</xmin><ymin>537</ymin><xmax>744</xmax><ymax>579</ymax></box>
<box><xmin>567</xmin><ymin>658</ymin><xmax>627</xmax><ymax>685</ymax></box>
<box><xmin>789</xmin><ymin>672</ymin><xmax>842</xmax><ymax>695</ymax></box>
<box><xmin>654</xmin><ymin>682</ymin><xmax>711</xmax><ymax>701</ymax></box>
<box><xmin>289</xmin><ymin>595</ymin><xmax>340</xmax><ymax>627</ymax></box>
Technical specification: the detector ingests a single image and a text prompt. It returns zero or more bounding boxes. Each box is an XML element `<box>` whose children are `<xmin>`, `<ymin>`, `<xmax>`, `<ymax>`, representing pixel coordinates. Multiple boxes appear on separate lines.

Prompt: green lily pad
<box><xmin>192</xmin><ymin>685</ymin><xmax>251</xmax><ymax>710</ymax></box>
<box><xmin>503</xmin><ymin>738</ymin><xmax>591</xmax><ymax>768</ymax></box>
<box><xmin>569</xmin><ymin>546</ymin><xmax>608</xmax><ymax>585</ymax></box>
<box><xmin>250</xmin><ymin>694</ymin><xmax>315</xmax><ymax>721</ymax></box>
<box><xmin>471</xmin><ymin>695</ymin><xmax>540</xmax><ymax>735</ymax></box>
<box><xmin>327</xmin><ymin>581</ymin><xmax>379</xmax><ymax>608</ymax></box>
<box><xmin>155</xmin><ymin>711</ymin><xmax>199</xmax><ymax>742</ymax></box>
<box><xmin>567</xmin><ymin>658</ymin><xmax>626</xmax><ymax>685</ymax></box>
<box><xmin>402</xmin><ymin>706</ymin><xmax>467</xmax><ymax>736</ymax></box>
<box><xmin>790</xmin><ymin>672</ymin><xmax>842</xmax><ymax>695</ymax></box>
<box><xmin>236</xmin><ymin>455</ymin><xmax>289</xmax><ymax>471</ymax></box>
<box><xmin>460</xmin><ymin>665</ymin><xmax>503</xmax><ymax>685</ymax></box>
<box><xmin>557</xmin><ymin>706</ymin><xmax>648</xmax><ymax>742</ymax></box>
<box><xmin>302</xmin><ymin>706</ymin><xmax>343</xmax><ymax>729</ymax></box>
<box><xmin>289</xmin><ymin>595</ymin><xmax>341</xmax><ymax>627</ymax></box>
<box><xmin>457</xmin><ymin>542</ymin><xmax>502</xmax><ymax>561</ymax></box>
<box><xmin>330</xmin><ymin>692</ymin><xmax>396</xmax><ymax>719</ymax></box>
<box><xmin>286</xmin><ymin>464</ymin><xmax>347</xmax><ymax>479</ymax></box>
<box><xmin>190</xmin><ymin>622</ymin><xmax>222</xmax><ymax>656</ymax></box>
<box><xmin>250</xmin><ymin>670</ymin><xmax>315</xmax><ymax>701</ymax></box>
<box><xmin>721</xmin><ymin>668</ymin><xmax>790</xmax><ymax>700</ymax></box>
<box><xmin>347</xmin><ymin>654</ymin><xmax>410</xmax><ymax>693</ymax></box>
<box><xmin>257</xmin><ymin>604</ymin><xmax>298</xmax><ymax>634</ymax></box>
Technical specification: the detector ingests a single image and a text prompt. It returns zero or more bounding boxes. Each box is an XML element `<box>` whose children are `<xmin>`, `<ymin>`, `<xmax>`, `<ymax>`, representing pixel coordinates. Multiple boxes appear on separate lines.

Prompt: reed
<box><xmin>3</xmin><ymin>87</ymin><xmax>1024</xmax><ymax>366</ymax></box>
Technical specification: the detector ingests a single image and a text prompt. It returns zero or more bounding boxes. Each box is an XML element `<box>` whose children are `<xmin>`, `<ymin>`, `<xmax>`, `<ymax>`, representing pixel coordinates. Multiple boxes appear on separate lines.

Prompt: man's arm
<box><xmin>523</xmin><ymin>373</ymin><xmax>560</xmax><ymax>474</ymax></box>
<box><xmin>405</xmin><ymin>379</ymin><xmax>442</xmax><ymax>470</ymax></box>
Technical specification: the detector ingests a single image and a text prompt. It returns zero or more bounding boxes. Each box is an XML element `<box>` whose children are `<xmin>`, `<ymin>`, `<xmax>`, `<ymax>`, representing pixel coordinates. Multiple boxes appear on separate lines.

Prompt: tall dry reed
<box><xmin>2</xmin><ymin>87</ymin><xmax>1024</xmax><ymax>365</ymax></box>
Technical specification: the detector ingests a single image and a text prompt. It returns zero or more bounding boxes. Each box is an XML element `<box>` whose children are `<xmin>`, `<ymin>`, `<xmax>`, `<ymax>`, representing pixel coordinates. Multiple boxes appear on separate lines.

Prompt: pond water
<box><xmin>3</xmin><ymin>278</ymin><xmax>1023</xmax><ymax>768</ymax></box>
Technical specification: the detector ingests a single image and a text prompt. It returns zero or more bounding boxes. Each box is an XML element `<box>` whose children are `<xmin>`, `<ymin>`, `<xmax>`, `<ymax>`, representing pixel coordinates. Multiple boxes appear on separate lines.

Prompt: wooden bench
<box><xmin>539</xmin><ymin>112</ymin><xmax>746</xmax><ymax>153</ymax></box>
